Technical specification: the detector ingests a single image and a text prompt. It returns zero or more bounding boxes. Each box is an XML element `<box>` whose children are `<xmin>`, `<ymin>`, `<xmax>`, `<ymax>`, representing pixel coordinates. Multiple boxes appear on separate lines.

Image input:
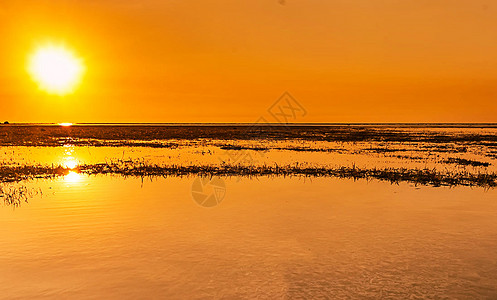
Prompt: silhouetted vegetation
<box><xmin>1</xmin><ymin>161</ymin><xmax>496</xmax><ymax>188</ymax></box>
<box><xmin>1</xmin><ymin>184</ymin><xmax>41</xmax><ymax>207</ymax></box>
<box><xmin>444</xmin><ymin>158</ymin><xmax>491</xmax><ymax>167</ymax></box>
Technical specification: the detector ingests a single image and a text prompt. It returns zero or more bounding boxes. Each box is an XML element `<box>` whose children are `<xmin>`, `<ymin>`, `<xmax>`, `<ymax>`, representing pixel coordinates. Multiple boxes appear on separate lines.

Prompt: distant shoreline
<box><xmin>3</xmin><ymin>123</ymin><xmax>497</xmax><ymax>128</ymax></box>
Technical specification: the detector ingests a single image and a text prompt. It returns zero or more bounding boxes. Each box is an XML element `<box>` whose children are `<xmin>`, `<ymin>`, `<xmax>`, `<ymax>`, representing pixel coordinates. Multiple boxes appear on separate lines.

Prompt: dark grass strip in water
<box><xmin>1</xmin><ymin>163</ymin><xmax>496</xmax><ymax>188</ymax></box>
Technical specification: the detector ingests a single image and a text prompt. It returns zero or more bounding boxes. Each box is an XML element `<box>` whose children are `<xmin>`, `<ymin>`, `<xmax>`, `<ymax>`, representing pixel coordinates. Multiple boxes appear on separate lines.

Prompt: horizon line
<box><xmin>3</xmin><ymin>122</ymin><xmax>497</xmax><ymax>126</ymax></box>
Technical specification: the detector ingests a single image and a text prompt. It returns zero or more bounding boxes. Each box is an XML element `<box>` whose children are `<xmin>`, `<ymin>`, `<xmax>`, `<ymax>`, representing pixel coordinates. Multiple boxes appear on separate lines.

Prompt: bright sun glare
<box><xmin>28</xmin><ymin>44</ymin><xmax>85</xmax><ymax>95</ymax></box>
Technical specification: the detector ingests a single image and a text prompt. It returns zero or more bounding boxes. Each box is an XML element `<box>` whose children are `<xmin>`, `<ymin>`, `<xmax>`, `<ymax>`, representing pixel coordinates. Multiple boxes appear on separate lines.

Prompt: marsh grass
<box><xmin>3</xmin><ymin>160</ymin><xmax>496</xmax><ymax>206</ymax></box>
<box><xmin>1</xmin><ymin>161</ymin><xmax>496</xmax><ymax>188</ymax></box>
<box><xmin>0</xmin><ymin>184</ymin><xmax>42</xmax><ymax>207</ymax></box>
<box><xmin>444</xmin><ymin>158</ymin><xmax>491</xmax><ymax>167</ymax></box>
<box><xmin>0</xmin><ymin>165</ymin><xmax>71</xmax><ymax>183</ymax></box>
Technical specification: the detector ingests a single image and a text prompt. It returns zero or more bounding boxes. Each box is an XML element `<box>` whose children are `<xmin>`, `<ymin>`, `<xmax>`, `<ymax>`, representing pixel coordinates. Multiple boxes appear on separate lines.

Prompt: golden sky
<box><xmin>1</xmin><ymin>0</ymin><xmax>497</xmax><ymax>123</ymax></box>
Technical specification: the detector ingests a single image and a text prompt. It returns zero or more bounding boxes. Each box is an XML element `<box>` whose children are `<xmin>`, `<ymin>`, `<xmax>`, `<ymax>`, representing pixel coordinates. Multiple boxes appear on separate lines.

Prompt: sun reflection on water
<box><xmin>64</xmin><ymin>171</ymin><xmax>82</xmax><ymax>183</ymax></box>
<box><xmin>58</xmin><ymin>145</ymin><xmax>83</xmax><ymax>184</ymax></box>
<box><xmin>61</xmin><ymin>145</ymin><xmax>79</xmax><ymax>169</ymax></box>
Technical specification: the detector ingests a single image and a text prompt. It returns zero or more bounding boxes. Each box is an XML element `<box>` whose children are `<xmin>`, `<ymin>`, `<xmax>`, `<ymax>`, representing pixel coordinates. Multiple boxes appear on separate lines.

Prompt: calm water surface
<box><xmin>1</xmin><ymin>175</ymin><xmax>497</xmax><ymax>299</ymax></box>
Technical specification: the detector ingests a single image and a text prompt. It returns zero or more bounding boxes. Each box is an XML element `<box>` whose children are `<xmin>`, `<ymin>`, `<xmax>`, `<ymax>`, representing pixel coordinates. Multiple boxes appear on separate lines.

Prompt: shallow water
<box><xmin>1</xmin><ymin>125</ymin><xmax>497</xmax><ymax>298</ymax></box>
<box><xmin>1</xmin><ymin>175</ymin><xmax>497</xmax><ymax>299</ymax></box>
<box><xmin>1</xmin><ymin>124</ymin><xmax>497</xmax><ymax>174</ymax></box>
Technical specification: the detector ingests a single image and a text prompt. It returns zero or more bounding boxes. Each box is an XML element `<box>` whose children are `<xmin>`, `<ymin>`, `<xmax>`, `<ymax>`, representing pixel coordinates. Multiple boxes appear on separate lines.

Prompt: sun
<box><xmin>28</xmin><ymin>44</ymin><xmax>85</xmax><ymax>96</ymax></box>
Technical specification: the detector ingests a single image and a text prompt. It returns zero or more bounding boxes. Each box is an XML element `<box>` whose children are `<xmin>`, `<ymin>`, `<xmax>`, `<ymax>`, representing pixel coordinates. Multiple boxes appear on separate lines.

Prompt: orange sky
<box><xmin>1</xmin><ymin>0</ymin><xmax>497</xmax><ymax>123</ymax></box>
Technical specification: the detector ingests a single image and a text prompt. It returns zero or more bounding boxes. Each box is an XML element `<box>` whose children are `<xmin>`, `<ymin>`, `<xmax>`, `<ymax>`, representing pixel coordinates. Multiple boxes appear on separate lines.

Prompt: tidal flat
<box><xmin>1</xmin><ymin>124</ymin><xmax>497</xmax><ymax>298</ymax></box>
